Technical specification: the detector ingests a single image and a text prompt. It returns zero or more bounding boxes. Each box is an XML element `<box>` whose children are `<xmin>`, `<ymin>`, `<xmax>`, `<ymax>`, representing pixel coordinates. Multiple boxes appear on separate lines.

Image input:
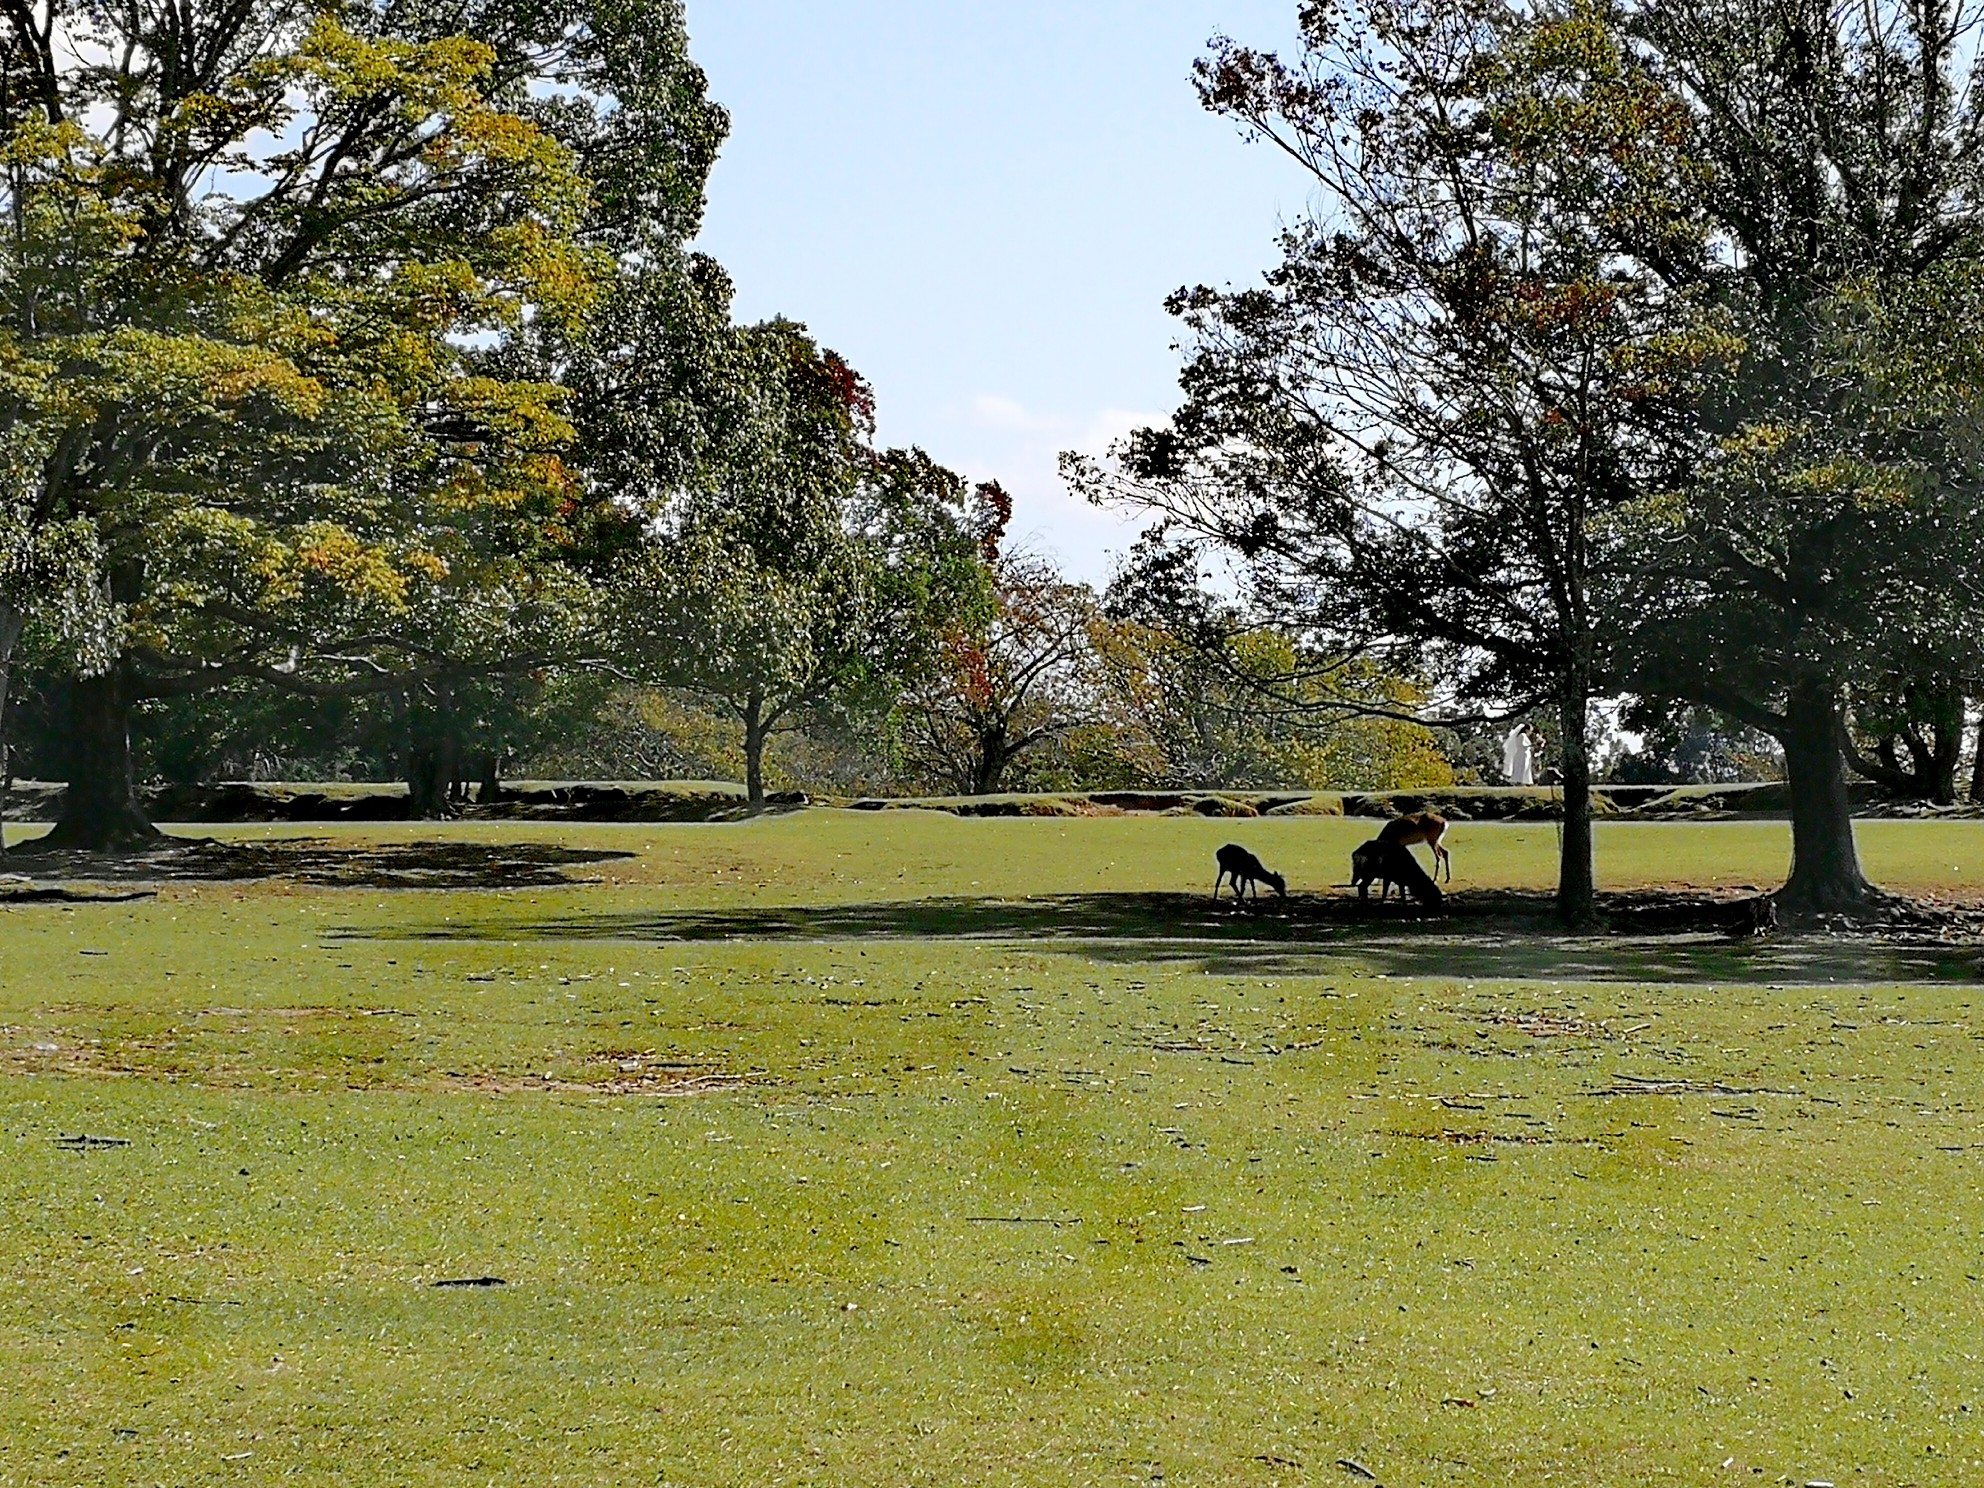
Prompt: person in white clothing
<box><xmin>1503</xmin><ymin>725</ymin><xmax>1534</xmax><ymax>786</ymax></box>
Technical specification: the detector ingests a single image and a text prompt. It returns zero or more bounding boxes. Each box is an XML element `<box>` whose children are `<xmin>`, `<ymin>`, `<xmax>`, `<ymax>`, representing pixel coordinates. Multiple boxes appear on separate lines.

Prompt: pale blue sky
<box><xmin>684</xmin><ymin>1</ymin><xmax>1309</xmax><ymax>583</ymax></box>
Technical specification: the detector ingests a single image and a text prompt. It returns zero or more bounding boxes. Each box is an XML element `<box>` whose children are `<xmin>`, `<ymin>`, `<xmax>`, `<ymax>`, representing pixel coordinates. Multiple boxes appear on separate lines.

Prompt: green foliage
<box><xmin>0</xmin><ymin>1</ymin><xmax>736</xmax><ymax>841</ymax></box>
<box><xmin>1596</xmin><ymin>0</ymin><xmax>1984</xmax><ymax>899</ymax></box>
<box><xmin>1610</xmin><ymin>704</ymin><xmax>1782</xmax><ymax>786</ymax></box>
<box><xmin>1082</xmin><ymin>615</ymin><xmax>1452</xmax><ymax>792</ymax></box>
<box><xmin>607</xmin><ymin>318</ymin><xmax>988</xmax><ymax>800</ymax></box>
<box><xmin>901</xmin><ymin>551</ymin><xmax>1101</xmax><ymax>795</ymax></box>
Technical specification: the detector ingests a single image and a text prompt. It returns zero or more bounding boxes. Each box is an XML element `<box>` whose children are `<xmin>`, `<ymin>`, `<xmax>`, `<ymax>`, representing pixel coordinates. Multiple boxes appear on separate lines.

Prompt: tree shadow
<box><xmin>8</xmin><ymin>837</ymin><xmax>635</xmax><ymax>890</ymax></box>
<box><xmin>344</xmin><ymin>889</ymin><xmax>1984</xmax><ymax>986</ymax></box>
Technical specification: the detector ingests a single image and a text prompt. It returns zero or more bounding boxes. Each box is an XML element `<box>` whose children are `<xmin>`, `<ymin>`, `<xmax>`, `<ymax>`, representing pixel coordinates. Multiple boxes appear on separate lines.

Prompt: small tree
<box><xmin>902</xmin><ymin>554</ymin><xmax>1100</xmax><ymax>796</ymax></box>
<box><xmin>612</xmin><ymin>323</ymin><xmax>985</xmax><ymax>805</ymax></box>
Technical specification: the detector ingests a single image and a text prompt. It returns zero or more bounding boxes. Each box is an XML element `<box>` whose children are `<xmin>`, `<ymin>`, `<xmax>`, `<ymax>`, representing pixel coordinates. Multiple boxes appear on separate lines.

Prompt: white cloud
<box><xmin>931</xmin><ymin>395</ymin><xmax>1171</xmax><ymax>586</ymax></box>
<box><xmin>967</xmin><ymin>394</ymin><xmax>1061</xmax><ymax>433</ymax></box>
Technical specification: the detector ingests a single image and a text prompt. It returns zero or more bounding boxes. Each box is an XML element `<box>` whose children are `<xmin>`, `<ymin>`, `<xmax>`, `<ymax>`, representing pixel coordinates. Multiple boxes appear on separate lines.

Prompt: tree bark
<box><xmin>971</xmin><ymin>726</ymin><xmax>1010</xmax><ymax>796</ymax></box>
<box><xmin>1556</xmin><ymin>676</ymin><xmax>1597</xmax><ymax>927</ymax></box>
<box><xmin>742</xmin><ymin>696</ymin><xmax>767</xmax><ymax>809</ymax></box>
<box><xmin>0</xmin><ymin>605</ymin><xmax>20</xmax><ymax>854</ymax></box>
<box><xmin>406</xmin><ymin>741</ymin><xmax>455</xmax><ymax>818</ymax></box>
<box><xmin>404</xmin><ymin>686</ymin><xmax>460</xmax><ymax>819</ymax></box>
<box><xmin>36</xmin><ymin>662</ymin><xmax>162</xmax><ymax>851</ymax></box>
<box><xmin>1777</xmin><ymin>677</ymin><xmax>1875</xmax><ymax>914</ymax></box>
<box><xmin>1973</xmin><ymin>706</ymin><xmax>1984</xmax><ymax>802</ymax></box>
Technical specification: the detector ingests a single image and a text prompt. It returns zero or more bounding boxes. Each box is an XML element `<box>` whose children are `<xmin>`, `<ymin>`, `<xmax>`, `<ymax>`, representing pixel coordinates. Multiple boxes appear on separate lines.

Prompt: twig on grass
<box><xmin>966</xmin><ymin>1216</ymin><xmax>1082</xmax><ymax>1227</ymax></box>
<box><xmin>1586</xmin><ymin>1076</ymin><xmax>1802</xmax><ymax>1098</ymax></box>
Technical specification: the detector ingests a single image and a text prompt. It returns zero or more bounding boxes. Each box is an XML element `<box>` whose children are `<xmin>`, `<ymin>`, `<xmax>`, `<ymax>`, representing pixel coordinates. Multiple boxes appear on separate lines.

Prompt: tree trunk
<box><xmin>1777</xmin><ymin>678</ymin><xmax>1875</xmax><ymax>915</ymax></box>
<box><xmin>1555</xmin><ymin>677</ymin><xmax>1597</xmax><ymax>927</ymax></box>
<box><xmin>1973</xmin><ymin>707</ymin><xmax>1984</xmax><ymax>802</ymax></box>
<box><xmin>742</xmin><ymin>697</ymin><xmax>767</xmax><ymax>809</ymax></box>
<box><xmin>477</xmin><ymin>751</ymin><xmax>503</xmax><ymax>803</ymax></box>
<box><xmin>0</xmin><ymin>605</ymin><xmax>20</xmax><ymax>854</ymax></box>
<box><xmin>406</xmin><ymin>742</ymin><xmax>454</xmax><ymax>818</ymax></box>
<box><xmin>1855</xmin><ymin>698</ymin><xmax>1964</xmax><ymax>804</ymax></box>
<box><xmin>404</xmin><ymin>687</ymin><xmax>460</xmax><ymax>819</ymax></box>
<box><xmin>36</xmin><ymin>662</ymin><xmax>161</xmax><ymax>851</ymax></box>
<box><xmin>972</xmin><ymin>727</ymin><xmax>1010</xmax><ymax>796</ymax></box>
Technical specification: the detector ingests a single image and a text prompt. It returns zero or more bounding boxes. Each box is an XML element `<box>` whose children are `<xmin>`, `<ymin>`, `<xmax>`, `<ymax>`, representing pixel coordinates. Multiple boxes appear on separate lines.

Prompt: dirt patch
<box><xmin>9</xmin><ymin>837</ymin><xmax>634</xmax><ymax>889</ymax></box>
<box><xmin>442</xmin><ymin>1064</ymin><xmax>759</xmax><ymax>1097</ymax></box>
<box><xmin>1468</xmin><ymin>1009</ymin><xmax>1614</xmax><ymax>1039</ymax></box>
<box><xmin>3</xmin><ymin>1032</ymin><xmax>757</xmax><ymax>1098</ymax></box>
<box><xmin>1394</xmin><ymin>1127</ymin><xmax>1561</xmax><ymax>1146</ymax></box>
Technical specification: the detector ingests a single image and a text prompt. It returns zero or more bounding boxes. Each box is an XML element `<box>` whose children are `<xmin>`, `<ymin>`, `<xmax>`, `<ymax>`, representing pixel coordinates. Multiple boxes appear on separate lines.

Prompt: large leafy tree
<box><xmin>1605</xmin><ymin>0</ymin><xmax>1984</xmax><ymax>909</ymax></box>
<box><xmin>0</xmin><ymin>0</ymin><xmax>722</xmax><ymax>848</ymax></box>
<box><xmin>1071</xmin><ymin>0</ymin><xmax>1720</xmax><ymax>920</ymax></box>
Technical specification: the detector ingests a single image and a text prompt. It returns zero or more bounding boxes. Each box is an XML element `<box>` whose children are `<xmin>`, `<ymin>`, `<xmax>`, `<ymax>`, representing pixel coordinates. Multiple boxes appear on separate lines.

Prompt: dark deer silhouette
<box><xmin>1351</xmin><ymin>838</ymin><xmax>1444</xmax><ymax>906</ymax></box>
<box><xmin>1214</xmin><ymin>843</ymin><xmax>1286</xmax><ymax>902</ymax></box>
<box><xmin>1376</xmin><ymin>811</ymin><xmax>1451</xmax><ymax>882</ymax></box>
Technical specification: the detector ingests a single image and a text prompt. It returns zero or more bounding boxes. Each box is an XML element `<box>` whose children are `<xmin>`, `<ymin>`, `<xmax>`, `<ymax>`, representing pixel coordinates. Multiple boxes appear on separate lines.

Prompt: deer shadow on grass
<box><xmin>345</xmin><ymin>889</ymin><xmax>1984</xmax><ymax>986</ymax></box>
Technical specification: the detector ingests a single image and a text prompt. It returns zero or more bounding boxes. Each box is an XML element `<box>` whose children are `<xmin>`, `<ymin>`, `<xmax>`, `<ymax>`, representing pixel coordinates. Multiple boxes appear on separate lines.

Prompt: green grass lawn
<box><xmin>5</xmin><ymin>813</ymin><xmax>1984</xmax><ymax>1485</ymax></box>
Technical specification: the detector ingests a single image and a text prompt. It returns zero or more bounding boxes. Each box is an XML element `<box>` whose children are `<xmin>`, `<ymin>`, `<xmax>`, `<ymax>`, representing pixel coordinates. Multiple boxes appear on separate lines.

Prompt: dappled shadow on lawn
<box><xmin>10</xmin><ymin>837</ymin><xmax>635</xmax><ymax>890</ymax></box>
<box><xmin>347</xmin><ymin>888</ymin><xmax>1984</xmax><ymax>986</ymax></box>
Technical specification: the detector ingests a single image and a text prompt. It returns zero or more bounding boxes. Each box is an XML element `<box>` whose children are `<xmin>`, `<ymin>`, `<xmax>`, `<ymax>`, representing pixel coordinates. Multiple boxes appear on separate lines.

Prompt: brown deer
<box><xmin>1214</xmin><ymin>843</ymin><xmax>1286</xmax><ymax>902</ymax></box>
<box><xmin>1376</xmin><ymin>812</ymin><xmax>1451</xmax><ymax>882</ymax></box>
<box><xmin>1351</xmin><ymin>838</ymin><xmax>1444</xmax><ymax>906</ymax></box>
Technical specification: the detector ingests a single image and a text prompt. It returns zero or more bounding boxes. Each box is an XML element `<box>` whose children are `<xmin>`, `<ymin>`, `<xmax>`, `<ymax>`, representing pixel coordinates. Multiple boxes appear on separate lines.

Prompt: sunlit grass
<box><xmin>4</xmin><ymin>813</ymin><xmax>1983</xmax><ymax>1484</ymax></box>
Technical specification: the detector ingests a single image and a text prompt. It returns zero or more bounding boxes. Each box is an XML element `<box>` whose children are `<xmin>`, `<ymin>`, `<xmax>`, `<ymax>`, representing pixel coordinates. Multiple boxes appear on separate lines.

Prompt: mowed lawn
<box><xmin>5</xmin><ymin>812</ymin><xmax>1984</xmax><ymax>1486</ymax></box>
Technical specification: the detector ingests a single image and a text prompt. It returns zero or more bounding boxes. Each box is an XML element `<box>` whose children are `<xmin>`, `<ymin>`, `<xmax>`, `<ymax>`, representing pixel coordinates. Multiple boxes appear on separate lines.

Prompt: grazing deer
<box><xmin>1351</xmin><ymin>838</ymin><xmax>1445</xmax><ymax>907</ymax></box>
<box><xmin>1214</xmin><ymin>843</ymin><xmax>1286</xmax><ymax>902</ymax></box>
<box><xmin>1376</xmin><ymin>811</ymin><xmax>1451</xmax><ymax>882</ymax></box>
<box><xmin>1351</xmin><ymin>840</ymin><xmax>1401</xmax><ymax>902</ymax></box>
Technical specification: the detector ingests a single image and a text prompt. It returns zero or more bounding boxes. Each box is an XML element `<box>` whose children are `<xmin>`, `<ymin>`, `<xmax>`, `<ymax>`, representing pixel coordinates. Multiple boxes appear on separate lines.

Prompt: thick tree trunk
<box><xmin>972</xmin><ymin>727</ymin><xmax>1010</xmax><ymax>796</ymax></box>
<box><xmin>1556</xmin><ymin>679</ymin><xmax>1597</xmax><ymax>927</ymax></box>
<box><xmin>1777</xmin><ymin>678</ymin><xmax>1875</xmax><ymax>915</ymax></box>
<box><xmin>405</xmin><ymin>687</ymin><xmax>460</xmax><ymax>819</ymax></box>
<box><xmin>37</xmin><ymin>663</ymin><xmax>161</xmax><ymax>851</ymax></box>
<box><xmin>477</xmin><ymin>751</ymin><xmax>503</xmax><ymax>803</ymax></box>
<box><xmin>742</xmin><ymin>697</ymin><xmax>767</xmax><ymax>809</ymax></box>
<box><xmin>406</xmin><ymin>742</ymin><xmax>455</xmax><ymax>819</ymax></box>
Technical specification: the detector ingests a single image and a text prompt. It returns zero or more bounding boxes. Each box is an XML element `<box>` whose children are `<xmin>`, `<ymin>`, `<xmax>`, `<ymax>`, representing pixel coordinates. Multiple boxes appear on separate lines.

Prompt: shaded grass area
<box><xmin>5</xmin><ymin>817</ymin><xmax>1984</xmax><ymax>1484</ymax></box>
<box><xmin>353</xmin><ymin>888</ymin><xmax>1984</xmax><ymax>988</ymax></box>
<box><xmin>7</xmin><ymin>834</ymin><xmax>634</xmax><ymax>888</ymax></box>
